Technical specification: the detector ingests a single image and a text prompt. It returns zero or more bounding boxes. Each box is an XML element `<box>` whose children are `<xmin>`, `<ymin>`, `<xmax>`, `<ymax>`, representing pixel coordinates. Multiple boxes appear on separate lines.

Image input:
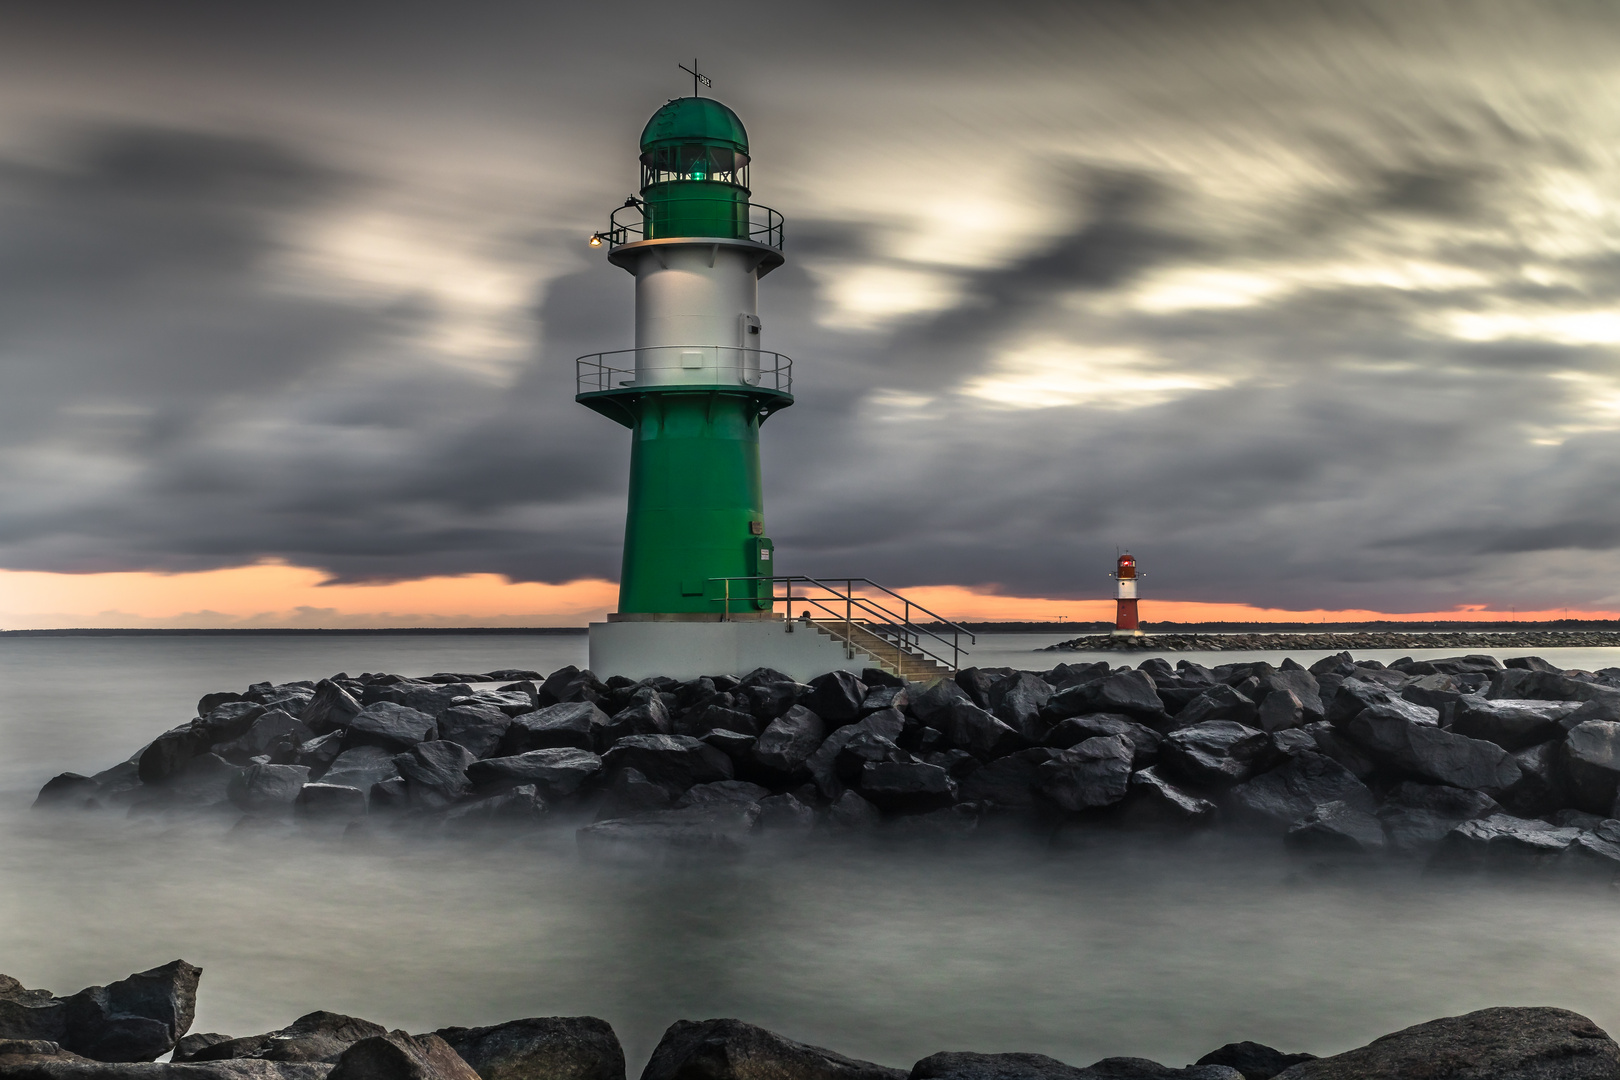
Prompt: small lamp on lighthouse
<box><xmin>1111</xmin><ymin>552</ymin><xmax>1143</xmax><ymax>637</ymax></box>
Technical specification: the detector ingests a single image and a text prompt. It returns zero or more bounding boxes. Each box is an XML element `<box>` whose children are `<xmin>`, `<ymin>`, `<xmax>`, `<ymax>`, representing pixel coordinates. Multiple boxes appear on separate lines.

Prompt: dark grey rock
<box><xmin>1304</xmin><ymin>723</ymin><xmax>1379</xmax><ymax>782</ymax></box>
<box><xmin>344</xmin><ymin>704</ymin><xmax>436</xmax><ymax>753</ymax></box>
<box><xmin>751</xmin><ymin>705</ymin><xmax>828</xmax><ymax>777</ymax></box>
<box><xmin>804</xmin><ymin>671</ymin><xmax>867</xmax><ymax>725</ymax></box>
<box><xmin>432</xmin><ymin>1017</ymin><xmax>624</xmax><ymax>1080</ymax></box>
<box><xmin>1259</xmin><ymin>670</ymin><xmax>1324</xmax><ymax>724</ymax></box>
<box><xmin>33</xmin><ymin>774</ymin><xmax>101</xmax><ymax>811</ymax></box>
<box><xmin>1119</xmin><ymin>767</ymin><xmax>1217</xmax><ymax>828</ymax></box>
<box><xmin>1285</xmin><ymin>800</ymin><xmax>1385</xmax><ymax>854</ymax></box>
<box><xmin>1044</xmin><ymin>715</ymin><xmax>1161</xmax><ymax>766</ymax></box>
<box><xmin>700</xmin><ymin>729</ymin><xmax>758</xmax><ymax>768</ymax></box>
<box><xmin>137</xmin><ymin>725</ymin><xmax>208</xmax><ymax>786</ymax></box>
<box><xmin>467</xmin><ymin>748</ymin><xmax>601</xmax><ymax>798</ymax></box>
<box><xmin>675</xmin><ymin>780</ymin><xmax>771</xmax><ymax>810</ymax></box>
<box><xmin>597</xmin><ymin>695</ymin><xmax>673</xmax><ymax>746</ymax></box>
<box><xmin>593</xmin><ymin>768</ymin><xmax>670</xmax><ymax>819</ymax></box>
<box><xmin>827</xmin><ymin>790</ymin><xmax>881</xmax><ymax>830</ymax></box>
<box><xmin>1499</xmin><ymin>742</ymin><xmax>1569</xmax><ymax>817</ymax></box>
<box><xmin>165</xmin><ymin>754</ymin><xmax>244</xmax><ymax>806</ymax></box>
<box><xmin>834</xmin><ymin>731</ymin><xmax>911</xmax><ymax>787</ymax></box>
<box><xmin>1195</xmin><ymin>1041</ymin><xmax>1315</xmax><ymax>1080</ymax></box>
<box><xmin>292</xmin><ymin>730</ymin><xmax>345</xmax><ymax>778</ymax></box>
<box><xmin>172</xmin><ymin>1032</ymin><xmax>236</xmax><ymax>1062</ymax></box>
<box><xmin>937</xmin><ymin>702</ymin><xmax>1029</xmax><ymax>760</ymax></box>
<box><xmin>1037</xmin><ymin>736</ymin><xmax>1133</xmax><ymax>812</ymax></box>
<box><xmin>321</xmin><ymin>747</ymin><xmax>400</xmax><ymax>796</ymax></box>
<box><xmin>392</xmin><ymin>742</ymin><xmax>475</xmax><ymax>809</ymax></box>
<box><xmin>757</xmin><ymin>793</ymin><xmax>817</xmax><ymax>831</ymax></box>
<box><xmin>807</xmin><ymin>709</ymin><xmax>905</xmax><ymax>799</ymax></box>
<box><xmin>188</xmin><ymin>1011</ymin><xmax>387</xmax><ymax>1063</ymax></box>
<box><xmin>1451</xmin><ymin>698</ymin><xmax>1576</xmax><ymax>751</ymax></box>
<box><xmin>327</xmin><ymin>1030</ymin><xmax>479</xmax><ymax>1080</ymax></box>
<box><xmin>990</xmin><ymin>673</ymin><xmax>1054</xmax><ymax>739</ymax></box>
<box><xmin>1557</xmin><ymin>831</ymin><xmax>1620</xmax><ymax>877</ymax></box>
<box><xmin>1343</xmin><ymin>706</ymin><xmax>1520</xmax><ymax>791</ymax></box>
<box><xmin>60</xmin><ymin>960</ymin><xmax>201</xmax><ymax>1063</ymax></box>
<box><xmin>300</xmin><ymin>680</ymin><xmax>363</xmax><ymax>736</ymax></box>
<box><xmin>1174</xmin><ymin>686</ymin><xmax>1259</xmax><ymax>730</ymax></box>
<box><xmin>1226</xmin><ymin>752</ymin><xmax>1374</xmax><ymax>831</ymax></box>
<box><xmin>1256</xmin><ymin>690</ymin><xmax>1304</xmax><ymax>733</ymax></box>
<box><xmin>739</xmin><ymin>681</ymin><xmax>812</xmax><ymax>724</ymax></box>
<box><xmin>676</xmin><ymin>704</ymin><xmax>761</xmax><ymax>739</ymax></box>
<box><xmin>859</xmin><ymin>761</ymin><xmax>957</xmax><ymax>812</ymax></box>
<box><xmin>1489</xmin><ymin>669</ymin><xmax>1620</xmax><ymax>707</ymax></box>
<box><xmin>860</xmin><ymin>685</ymin><xmax>909</xmax><ymax>715</ymax></box>
<box><xmin>434</xmin><ymin>705</ymin><xmax>512</xmax><ymax>760</ymax></box>
<box><xmin>642</xmin><ymin>1018</ymin><xmax>905</xmax><ymax>1080</ymax></box>
<box><xmin>294</xmin><ymin>783</ymin><xmax>367</xmax><ymax>819</ymax></box>
<box><xmin>444</xmin><ymin>785</ymin><xmax>549</xmax><ymax>828</ymax></box>
<box><xmin>215</xmin><ymin>711</ymin><xmax>315</xmax><ymax>764</ymax></box>
<box><xmin>226</xmin><ymin>765</ymin><xmax>309</xmax><ymax>815</ymax></box>
<box><xmin>601</xmin><ymin>735</ymin><xmax>733</xmax><ymax>795</ymax></box>
<box><xmin>1160</xmin><ymin>722</ymin><xmax>1275</xmax><ymax>788</ymax></box>
<box><xmin>1270</xmin><ymin>1006</ymin><xmax>1618</xmax><ymax>1079</ymax></box>
<box><xmin>501</xmin><ymin>702</ymin><xmax>611</xmax><ymax>755</ymax></box>
<box><xmin>909</xmin><ymin>678</ymin><xmax>976</xmax><ymax>726</ymax></box>
<box><xmin>1376</xmin><ymin>782</ymin><xmax>1501</xmax><ymax>854</ymax></box>
<box><xmin>908</xmin><ymin>1050</ymin><xmax>1088</xmax><ymax>1080</ymax></box>
<box><xmin>0</xmin><ymin>976</ymin><xmax>65</xmax><ymax>1043</ymax></box>
<box><xmin>956</xmin><ymin>748</ymin><xmax>1056</xmax><ymax>810</ymax></box>
<box><xmin>1562</xmin><ymin>721</ymin><xmax>1620</xmax><ymax>814</ymax></box>
<box><xmin>538</xmin><ymin>666</ymin><xmax>606</xmax><ymax>707</ymax></box>
<box><xmin>1432</xmin><ymin>814</ymin><xmax>1583</xmax><ymax>869</ymax></box>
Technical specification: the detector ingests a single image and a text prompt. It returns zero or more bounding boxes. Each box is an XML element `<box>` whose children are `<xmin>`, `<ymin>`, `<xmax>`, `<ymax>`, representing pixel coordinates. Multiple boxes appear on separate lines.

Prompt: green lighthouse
<box><xmin>576</xmin><ymin>90</ymin><xmax>791</xmax><ymax>619</ymax></box>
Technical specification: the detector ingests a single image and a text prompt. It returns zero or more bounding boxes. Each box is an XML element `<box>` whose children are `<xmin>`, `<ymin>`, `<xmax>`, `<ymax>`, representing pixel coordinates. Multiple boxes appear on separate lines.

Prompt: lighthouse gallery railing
<box><xmin>708</xmin><ymin>575</ymin><xmax>975</xmax><ymax>674</ymax></box>
<box><xmin>593</xmin><ymin>198</ymin><xmax>784</xmax><ymax>250</ymax></box>
<box><xmin>576</xmin><ymin>347</ymin><xmax>792</xmax><ymax>395</ymax></box>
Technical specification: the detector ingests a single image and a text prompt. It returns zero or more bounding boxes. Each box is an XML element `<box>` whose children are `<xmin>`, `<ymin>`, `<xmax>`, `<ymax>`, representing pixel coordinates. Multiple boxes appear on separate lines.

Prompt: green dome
<box><xmin>640</xmin><ymin>97</ymin><xmax>749</xmax><ymax>156</ymax></box>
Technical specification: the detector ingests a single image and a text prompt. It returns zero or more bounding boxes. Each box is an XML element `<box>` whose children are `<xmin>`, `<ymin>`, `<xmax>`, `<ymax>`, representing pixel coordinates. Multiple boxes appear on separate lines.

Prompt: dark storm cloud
<box><xmin>1</xmin><ymin>0</ymin><xmax>1619</xmax><ymax>614</ymax></box>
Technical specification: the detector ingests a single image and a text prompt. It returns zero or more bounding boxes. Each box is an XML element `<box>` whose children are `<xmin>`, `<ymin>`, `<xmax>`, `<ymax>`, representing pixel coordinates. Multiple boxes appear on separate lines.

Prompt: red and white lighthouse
<box><xmin>1112</xmin><ymin>552</ymin><xmax>1142</xmax><ymax>636</ymax></box>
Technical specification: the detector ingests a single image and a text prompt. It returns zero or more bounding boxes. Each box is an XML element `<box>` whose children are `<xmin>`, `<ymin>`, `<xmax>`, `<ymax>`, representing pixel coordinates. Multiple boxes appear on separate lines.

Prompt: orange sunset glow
<box><xmin>0</xmin><ymin>563</ymin><xmax>1612</xmax><ymax>630</ymax></box>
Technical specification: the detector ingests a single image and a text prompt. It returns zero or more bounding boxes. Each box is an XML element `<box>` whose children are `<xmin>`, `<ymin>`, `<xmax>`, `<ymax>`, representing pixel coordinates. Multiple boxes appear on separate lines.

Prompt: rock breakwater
<box><xmin>4</xmin><ymin>961</ymin><xmax>1617</xmax><ymax>1080</ymax></box>
<box><xmin>1046</xmin><ymin>630</ymin><xmax>1620</xmax><ymax>652</ymax></box>
<box><xmin>34</xmin><ymin>653</ymin><xmax>1620</xmax><ymax>877</ymax></box>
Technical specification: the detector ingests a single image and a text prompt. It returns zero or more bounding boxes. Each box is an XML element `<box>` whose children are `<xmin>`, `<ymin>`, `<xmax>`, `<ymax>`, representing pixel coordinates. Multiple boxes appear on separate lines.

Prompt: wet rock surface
<box><xmin>37</xmin><ymin>655</ymin><xmax>1620</xmax><ymax>878</ymax></box>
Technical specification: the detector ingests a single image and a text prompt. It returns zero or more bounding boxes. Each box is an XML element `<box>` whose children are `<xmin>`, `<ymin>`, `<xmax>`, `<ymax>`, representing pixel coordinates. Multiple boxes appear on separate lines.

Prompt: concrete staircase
<box><xmin>805</xmin><ymin>619</ymin><xmax>953</xmax><ymax>682</ymax></box>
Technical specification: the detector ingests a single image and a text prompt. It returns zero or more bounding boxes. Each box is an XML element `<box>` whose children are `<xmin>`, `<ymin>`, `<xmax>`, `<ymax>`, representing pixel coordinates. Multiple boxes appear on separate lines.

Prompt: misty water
<box><xmin>6</xmin><ymin>632</ymin><xmax>1620</xmax><ymax>1072</ymax></box>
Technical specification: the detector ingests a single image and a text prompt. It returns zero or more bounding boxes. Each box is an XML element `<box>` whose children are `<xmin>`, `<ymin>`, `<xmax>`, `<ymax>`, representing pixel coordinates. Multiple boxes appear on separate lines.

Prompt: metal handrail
<box><xmin>576</xmin><ymin>347</ymin><xmax>792</xmax><ymax>395</ymax></box>
<box><xmin>593</xmin><ymin>198</ymin><xmax>784</xmax><ymax>250</ymax></box>
<box><xmin>708</xmin><ymin>575</ymin><xmax>975</xmax><ymax>675</ymax></box>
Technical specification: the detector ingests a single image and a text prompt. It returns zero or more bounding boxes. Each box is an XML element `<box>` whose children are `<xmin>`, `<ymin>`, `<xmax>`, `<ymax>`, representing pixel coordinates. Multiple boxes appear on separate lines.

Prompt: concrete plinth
<box><xmin>588</xmin><ymin>617</ymin><xmax>887</xmax><ymax>682</ymax></box>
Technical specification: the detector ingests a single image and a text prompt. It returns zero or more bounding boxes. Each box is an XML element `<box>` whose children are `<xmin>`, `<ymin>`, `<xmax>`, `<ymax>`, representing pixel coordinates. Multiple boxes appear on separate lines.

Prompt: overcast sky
<box><xmin>1</xmin><ymin>0</ymin><xmax>1618</xmax><ymax>616</ymax></box>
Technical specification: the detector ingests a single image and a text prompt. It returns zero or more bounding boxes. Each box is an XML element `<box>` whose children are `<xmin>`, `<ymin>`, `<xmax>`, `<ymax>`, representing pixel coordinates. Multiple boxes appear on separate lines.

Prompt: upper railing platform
<box><xmin>593</xmin><ymin>197</ymin><xmax>784</xmax><ymax>251</ymax></box>
<box><xmin>576</xmin><ymin>346</ymin><xmax>793</xmax><ymax>396</ymax></box>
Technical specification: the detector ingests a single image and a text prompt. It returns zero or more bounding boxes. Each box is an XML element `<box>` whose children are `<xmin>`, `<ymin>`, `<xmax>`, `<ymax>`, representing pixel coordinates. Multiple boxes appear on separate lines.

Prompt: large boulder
<box><xmin>751</xmin><ymin>706</ymin><xmax>828</xmax><ymax>778</ymax></box>
<box><xmin>1035</xmin><ymin>736</ymin><xmax>1133</xmax><ymax>812</ymax></box>
<box><xmin>1118</xmin><ymin>768</ymin><xmax>1217</xmax><ymax>828</ymax></box>
<box><xmin>1044</xmin><ymin>716</ymin><xmax>1160</xmax><ymax>766</ymax></box>
<box><xmin>909</xmin><ymin>1051</ymin><xmax>1241</xmax><ymax>1079</ymax></box>
<box><xmin>601</xmin><ymin>736</ymin><xmax>733</xmax><ymax>796</ymax></box>
<box><xmin>1173</xmin><ymin>686</ymin><xmax>1259</xmax><ymax>730</ymax></box>
<box><xmin>502</xmin><ymin>703</ymin><xmax>611</xmax><ymax>755</ymax></box>
<box><xmin>1375</xmin><ymin>782</ymin><xmax>1500</xmax><ymax>854</ymax></box>
<box><xmin>294</xmin><ymin>784</ymin><xmax>367</xmax><ymax>819</ymax></box>
<box><xmin>1258</xmin><ymin>670</ymin><xmax>1324</xmax><ymax>724</ymax></box>
<box><xmin>1225</xmin><ymin>752</ymin><xmax>1374</xmax><ymax>832</ymax></box>
<box><xmin>344</xmin><ymin>704</ymin><xmax>437</xmax><ymax>753</ymax></box>
<box><xmin>434</xmin><ymin>705</ymin><xmax>513</xmax><ymax>760</ymax></box>
<box><xmin>1432</xmin><ymin>814</ymin><xmax>1583</xmax><ymax>870</ymax></box>
<box><xmin>466</xmin><ymin>748</ymin><xmax>602</xmax><ymax>798</ymax></box>
<box><xmin>321</xmin><ymin>747</ymin><xmax>401</xmax><ymax>796</ymax></box>
<box><xmin>1285</xmin><ymin>800</ymin><xmax>1386</xmax><ymax>855</ymax></box>
<box><xmin>1342</xmin><ymin>706</ymin><xmax>1520</xmax><ymax>791</ymax></box>
<box><xmin>957</xmin><ymin>748</ymin><xmax>1057</xmax><ymax>811</ymax></box>
<box><xmin>187</xmin><ymin>1012</ymin><xmax>387</xmax><ymax>1063</ymax></box>
<box><xmin>327</xmin><ymin>1031</ymin><xmax>479</xmax><ymax>1080</ymax></box>
<box><xmin>803</xmin><ymin>671</ymin><xmax>867</xmax><ymax>726</ymax></box>
<box><xmin>301</xmin><ymin>679</ymin><xmax>364</xmax><ymax>736</ymax></box>
<box><xmin>60</xmin><ymin>961</ymin><xmax>201</xmax><ymax>1063</ymax></box>
<box><xmin>0</xmin><ymin>977</ymin><xmax>65</xmax><ymax>1043</ymax></box>
<box><xmin>1043</xmin><ymin>671</ymin><xmax>1166</xmax><ymax>725</ymax></box>
<box><xmin>1160</xmin><ymin>723</ymin><xmax>1274</xmax><ymax>788</ymax></box>
<box><xmin>1562</xmin><ymin>721</ymin><xmax>1620</xmax><ymax>814</ymax></box>
<box><xmin>392</xmin><ymin>742</ymin><xmax>476</xmax><ymax>809</ymax></box>
<box><xmin>1488</xmin><ymin>668</ymin><xmax>1620</xmax><ymax>706</ymax></box>
<box><xmin>137</xmin><ymin>725</ymin><xmax>208</xmax><ymax>786</ymax></box>
<box><xmin>1195</xmin><ymin>1042</ymin><xmax>1315</xmax><ymax>1080</ymax></box>
<box><xmin>226</xmin><ymin>765</ymin><xmax>310</xmax><ymax>815</ymax></box>
<box><xmin>641</xmin><ymin>1018</ymin><xmax>906</xmax><ymax>1080</ymax></box>
<box><xmin>1450</xmin><ymin>698</ymin><xmax>1576</xmax><ymax>752</ymax></box>
<box><xmin>859</xmin><ymin>762</ymin><xmax>958</xmax><ymax>813</ymax></box>
<box><xmin>936</xmin><ymin>703</ymin><xmax>1029</xmax><ymax>761</ymax></box>
<box><xmin>989</xmin><ymin>673</ymin><xmax>1054</xmax><ymax>739</ymax></box>
<box><xmin>1256</xmin><ymin>690</ymin><xmax>1305</xmax><ymax>733</ymax></box>
<box><xmin>807</xmin><ymin>710</ymin><xmax>905</xmax><ymax>800</ymax></box>
<box><xmin>213</xmin><ymin>711</ymin><xmax>314</xmax><ymax>764</ymax></box>
<box><xmin>675</xmin><ymin>780</ymin><xmax>771</xmax><ymax>811</ymax></box>
<box><xmin>1271</xmin><ymin>1006</ymin><xmax>1619</xmax><ymax>1079</ymax></box>
<box><xmin>908</xmin><ymin>679</ymin><xmax>975</xmax><ymax>727</ymax></box>
<box><xmin>596</xmin><ymin>695</ymin><xmax>673</xmax><ymax>746</ymax></box>
<box><xmin>432</xmin><ymin>1017</ymin><xmax>625</xmax><ymax>1080</ymax></box>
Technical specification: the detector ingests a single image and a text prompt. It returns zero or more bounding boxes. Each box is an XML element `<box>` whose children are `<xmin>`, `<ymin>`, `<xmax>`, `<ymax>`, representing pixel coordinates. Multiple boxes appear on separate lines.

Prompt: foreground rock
<box><xmin>641</xmin><ymin>1018</ymin><xmax>906</xmax><ymax>1080</ymax></box>
<box><xmin>908</xmin><ymin>1051</ymin><xmax>1241</xmax><ymax>1079</ymax></box>
<box><xmin>326</xmin><ymin>1031</ymin><xmax>478</xmax><ymax>1080</ymax></box>
<box><xmin>0</xmin><ymin>961</ymin><xmax>201</xmax><ymax>1063</ymax></box>
<box><xmin>1273</xmin><ymin>1006</ymin><xmax>1619</xmax><ymax>1079</ymax></box>
<box><xmin>432</xmin><ymin>1017</ymin><xmax>624</xmax><ymax>1080</ymax></box>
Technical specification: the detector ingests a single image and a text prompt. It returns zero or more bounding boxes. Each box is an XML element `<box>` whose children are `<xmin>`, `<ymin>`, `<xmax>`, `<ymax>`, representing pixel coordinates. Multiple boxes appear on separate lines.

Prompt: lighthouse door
<box><xmin>738</xmin><ymin>314</ymin><xmax>762</xmax><ymax>385</ymax></box>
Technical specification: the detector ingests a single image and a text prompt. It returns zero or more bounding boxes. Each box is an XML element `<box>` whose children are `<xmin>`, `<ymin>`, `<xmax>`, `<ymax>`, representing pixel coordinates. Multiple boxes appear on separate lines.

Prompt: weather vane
<box><xmin>678</xmin><ymin>59</ymin><xmax>711</xmax><ymax>97</ymax></box>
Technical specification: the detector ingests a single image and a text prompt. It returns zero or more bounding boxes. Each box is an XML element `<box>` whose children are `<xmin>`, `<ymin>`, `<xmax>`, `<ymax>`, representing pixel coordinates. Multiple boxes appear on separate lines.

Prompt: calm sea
<box><xmin>3</xmin><ymin>632</ymin><xmax>1619</xmax><ymax>1072</ymax></box>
